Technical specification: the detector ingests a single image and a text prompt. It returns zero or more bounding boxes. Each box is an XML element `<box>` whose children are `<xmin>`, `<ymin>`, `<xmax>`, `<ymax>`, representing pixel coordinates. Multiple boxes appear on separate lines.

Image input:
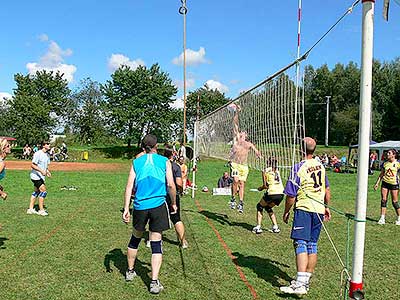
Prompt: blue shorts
<box><xmin>290</xmin><ymin>209</ymin><xmax>324</xmax><ymax>242</ymax></box>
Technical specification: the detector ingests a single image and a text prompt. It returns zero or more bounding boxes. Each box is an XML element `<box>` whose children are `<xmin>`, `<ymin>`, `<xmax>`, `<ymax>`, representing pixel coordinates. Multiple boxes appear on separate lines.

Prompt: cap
<box><xmin>141</xmin><ymin>134</ymin><xmax>157</xmax><ymax>149</ymax></box>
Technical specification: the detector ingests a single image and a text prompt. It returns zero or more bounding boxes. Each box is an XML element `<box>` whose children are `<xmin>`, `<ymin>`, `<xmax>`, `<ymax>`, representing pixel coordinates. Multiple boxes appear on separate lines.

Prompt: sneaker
<box><xmin>37</xmin><ymin>210</ymin><xmax>49</xmax><ymax>216</ymax></box>
<box><xmin>237</xmin><ymin>202</ymin><xmax>243</xmax><ymax>213</ymax></box>
<box><xmin>378</xmin><ymin>218</ymin><xmax>385</xmax><ymax>225</ymax></box>
<box><xmin>230</xmin><ymin>200</ymin><xmax>236</xmax><ymax>209</ymax></box>
<box><xmin>181</xmin><ymin>240</ymin><xmax>189</xmax><ymax>249</ymax></box>
<box><xmin>252</xmin><ymin>226</ymin><xmax>262</xmax><ymax>234</ymax></box>
<box><xmin>280</xmin><ymin>281</ymin><xmax>308</xmax><ymax>295</ymax></box>
<box><xmin>125</xmin><ymin>269</ymin><xmax>137</xmax><ymax>282</ymax></box>
<box><xmin>271</xmin><ymin>225</ymin><xmax>281</xmax><ymax>233</ymax></box>
<box><xmin>395</xmin><ymin>220</ymin><xmax>400</xmax><ymax>225</ymax></box>
<box><xmin>149</xmin><ymin>280</ymin><xmax>164</xmax><ymax>294</ymax></box>
<box><xmin>26</xmin><ymin>208</ymin><xmax>37</xmax><ymax>215</ymax></box>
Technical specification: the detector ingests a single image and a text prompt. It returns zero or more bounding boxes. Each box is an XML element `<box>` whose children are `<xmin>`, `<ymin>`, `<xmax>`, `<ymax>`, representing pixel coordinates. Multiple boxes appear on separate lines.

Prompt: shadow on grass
<box><xmin>104</xmin><ymin>248</ymin><xmax>151</xmax><ymax>287</ymax></box>
<box><xmin>232</xmin><ymin>251</ymin><xmax>292</xmax><ymax>288</ymax></box>
<box><xmin>198</xmin><ymin>210</ymin><xmax>253</xmax><ymax>231</ymax></box>
<box><xmin>0</xmin><ymin>237</ymin><xmax>9</xmax><ymax>249</ymax></box>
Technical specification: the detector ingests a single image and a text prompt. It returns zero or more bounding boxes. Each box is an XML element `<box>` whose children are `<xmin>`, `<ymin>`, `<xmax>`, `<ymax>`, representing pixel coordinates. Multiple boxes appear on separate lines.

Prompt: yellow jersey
<box><xmin>381</xmin><ymin>161</ymin><xmax>400</xmax><ymax>185</ymax></box>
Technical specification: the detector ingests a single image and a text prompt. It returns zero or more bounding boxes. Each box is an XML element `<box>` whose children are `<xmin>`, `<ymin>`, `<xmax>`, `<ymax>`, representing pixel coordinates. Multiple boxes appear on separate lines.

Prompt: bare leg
<box><xmin>174</xmin><ymin>221</ymin><xmax>187</xmax><ymax>245</ymax></box>
<box><xmin>231</xmin><ymin>177</ymin><xmax>239</xmax><ymax>198</ymax></box>
<box><xmin>296</xmin><ymin>253</ymin><xmax>308</xmax><ymax>272</ymax></box>
<box><xmin>38</xmin><ymin>185</ymin><xmax>47</xmax><ymax>211</ymax></box>
<box><xmin>149</xmin><ymin>231</ymin><xmax>163</xmax><ymax>280</ymax></box>
<box><xmin>380</xmin><ymin>187</ymin><xmax>389</xmax><ymax>216</ymax></box>
<box><xmin>127</xmin><ymin>229</ymin><xmax>143</xmax><ymax>270</ymax></box>
<box><xmin>29</xmin><ymin>187</ymin><xmax>39</xmax><ymax>209</ymax></box>
<box><xmin>306</xmin><ymin>254</ymin><xmax>318</xmax><ymax>273</ymax></box>
<box><xmin>238</xmin><ymin>181</ymin><xmax>245</xmax><ymax>202</ymax></box>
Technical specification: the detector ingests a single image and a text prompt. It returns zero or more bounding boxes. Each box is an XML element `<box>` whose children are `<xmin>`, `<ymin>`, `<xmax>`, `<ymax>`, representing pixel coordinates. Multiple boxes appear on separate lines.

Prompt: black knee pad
<box><xmin>128</xmin><ymin>234</ymin><xmax>142</xmax><ymax>249</ymax></box>
<box><xmin>150</xmin><ymin>240</ymin><xmax>163</xmax><ymax>254</ymax></box>
<box><xmin>256</xmin><ymin>203</ymin><xmax>264</xmax><ymax>212</ymax></box>
<box><xmin>170</xmin><ymin>211</ymin><xmax>181</xmax><ymax>225</ymax></box>
<box><xmin>392</xmin><ymin>201</ymin><xmax>400</xmax><ymax>210</ymax></box>
<box><xmin>381</xmin><ymin>200</ymin><xmax>387</xmax><ymax>208</ymax></box>
<box><xmin>265</xmin><ymin>206</ymin><xmax>273</xmax><ymax>213</ymax></box>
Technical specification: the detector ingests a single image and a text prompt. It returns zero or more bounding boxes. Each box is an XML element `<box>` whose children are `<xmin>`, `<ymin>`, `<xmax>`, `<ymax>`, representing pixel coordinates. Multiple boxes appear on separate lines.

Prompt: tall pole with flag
<box><xmin>350</xmin><ymin>1</ymin><xmax>374</xmax><ymax>299</ymax></box>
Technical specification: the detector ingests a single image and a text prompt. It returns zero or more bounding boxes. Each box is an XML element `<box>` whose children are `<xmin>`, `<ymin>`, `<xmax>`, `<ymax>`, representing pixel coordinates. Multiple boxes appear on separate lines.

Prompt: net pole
<box><xmin>191</xmin><ymin>95</ymin><xmax>200</xmax><ymax>199</ymax></box>
<box><xmin>350</xmin><ymin>1</ymin><xmax>374</xmax><ymax>299</ymax></box>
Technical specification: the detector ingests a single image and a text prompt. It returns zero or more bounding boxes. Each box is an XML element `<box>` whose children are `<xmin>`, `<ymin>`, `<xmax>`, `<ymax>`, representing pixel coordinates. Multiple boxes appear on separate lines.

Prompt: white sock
<box><xmin>296</xmin><ymin>272</ymin><xmax>311</xmax><ymax>285</ymax></box>
<box><xmin>380</xmin><ymin>215</ymin><xmax>385</xmax><ymax>220</ymax></box>
<box><xmin>397</xmin><ymin>216</ymin><xmax>400</xmax><ymax>221</ymax></box>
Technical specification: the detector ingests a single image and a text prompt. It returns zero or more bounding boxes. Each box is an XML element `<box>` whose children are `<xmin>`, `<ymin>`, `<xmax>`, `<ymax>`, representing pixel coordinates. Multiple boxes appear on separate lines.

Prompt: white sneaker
<box><xmin>26</xmin><ymin>208</ymin><xmax>37</xmax><ymax>215</ymax></box>
<box><xmin>271</xmin><ymin>225</ymin><xmax>281</xmax><ymax>233</ymax></box>
<box><xmin>378</xmin><ymin>218</ymin><xmax>385</xmax><ymax>225</ymax></box>
<box><xmin>280</xmin><ymin>281</ymin><xmax>308</xmax><ymax>295</ymax></box>
<box><xmin>125</xmin><ymin>269</ymin><xmax>137</xmax><ymax>282</ymax></box>
<box><xmin>252</xmin><ymin>226</ymin><xmax>262</xmax><ymax>234</ymax></box>
<box><xmin>395</xmin><ymin>220</ymin><xmax>400</xmax><ymax>225</ymax></box>
<box><xmin>37</xmin><ymin>210</ymin><xmax>49</xmax><ymax>216</ymax></box>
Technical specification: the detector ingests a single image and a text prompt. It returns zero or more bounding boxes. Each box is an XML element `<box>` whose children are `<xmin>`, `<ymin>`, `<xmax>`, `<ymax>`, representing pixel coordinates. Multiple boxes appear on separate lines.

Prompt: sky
<box><xmin>0</xmin><ymin>0</ymin><xmax>399</xmax><ymax>107</ymax></box>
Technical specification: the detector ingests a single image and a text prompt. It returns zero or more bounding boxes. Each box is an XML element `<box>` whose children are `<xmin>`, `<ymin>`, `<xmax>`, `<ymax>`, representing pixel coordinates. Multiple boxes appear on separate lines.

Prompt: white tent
<box><xmin>369</xmin><ymin>141</ymin><xmax>400</xmax><ymax>163</ymax></box>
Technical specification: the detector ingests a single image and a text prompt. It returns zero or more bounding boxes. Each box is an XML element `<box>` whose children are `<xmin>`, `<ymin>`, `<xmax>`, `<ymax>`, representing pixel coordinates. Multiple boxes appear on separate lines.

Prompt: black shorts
<box><xmin>31</xmin><ymin>179</ymin><xmax>45</xmax><ymax>189</ymax></box>
<box><xmin>132</xmin><ymin>202</ymin><xmax>170</xmax><ymax>233</ymax></box>
<box><xmin>262</xmin><ymin>193</ymin><xmax>284</xmax><ymax>206</ymax></box>
<box><xmin>166</xmin><ymin>195</ymin><xmax>181</xmax><ymax>225</ymax></box>
<box><xmin>382</xmin><ymin>181</ymin><xmax>399</xmax><ymax>190</ymax></box>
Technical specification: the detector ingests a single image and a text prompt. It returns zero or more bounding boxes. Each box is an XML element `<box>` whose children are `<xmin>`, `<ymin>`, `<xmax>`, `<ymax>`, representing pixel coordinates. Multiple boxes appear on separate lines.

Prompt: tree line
<box><xmin>0</xmin><ymin>57</ymin><xmax>398</xmax><ymax>147</ymax></box>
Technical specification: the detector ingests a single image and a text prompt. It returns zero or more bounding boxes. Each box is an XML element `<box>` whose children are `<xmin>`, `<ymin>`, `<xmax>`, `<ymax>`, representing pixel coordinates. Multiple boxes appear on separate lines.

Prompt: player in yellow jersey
<box><xmin>252</xmin><ymin>157</ymin><xmax>284</xmax><ymax>234</ymax></box>
<box><xmin>280</xmin><ymin>137</ymin><xmax>331</xmax><ymax>295</ymax></box>
<box><xmin>373</xmin><ymin>149</ymin><xmax>400</xmax><ymax>225</ymax></box>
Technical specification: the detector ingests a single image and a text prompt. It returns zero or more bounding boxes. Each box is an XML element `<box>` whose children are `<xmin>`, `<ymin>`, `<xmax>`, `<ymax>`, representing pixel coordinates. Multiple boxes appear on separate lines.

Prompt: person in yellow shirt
<box><xmin>280</xmin><ymin>137</ymin><xmax>331</xmax><ymax>295</ymax></box>
<box><xmin>252</xmin><ymin>157</ymin><xmax>284</xmax><ymax>234</ymax></box>
<box><xmin>373</xmin><ymin>149</ymin><xmax>400</xmax><ymax>225</ymax></box>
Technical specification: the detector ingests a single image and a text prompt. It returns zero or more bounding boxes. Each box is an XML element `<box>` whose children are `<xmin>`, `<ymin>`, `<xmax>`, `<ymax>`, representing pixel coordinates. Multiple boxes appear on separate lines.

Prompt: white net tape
<box><xmin>196</xmin><ymin>65</ymin><xmax>305</xmax><ymax>182</ymax></box>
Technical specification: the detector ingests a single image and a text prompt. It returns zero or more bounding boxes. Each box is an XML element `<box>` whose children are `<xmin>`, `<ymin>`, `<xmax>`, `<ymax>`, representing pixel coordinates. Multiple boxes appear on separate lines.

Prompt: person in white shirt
<box><xmin>27</xmin><ymin>141</ymin><xmax>52</xmax><ymax>216</ymax></box>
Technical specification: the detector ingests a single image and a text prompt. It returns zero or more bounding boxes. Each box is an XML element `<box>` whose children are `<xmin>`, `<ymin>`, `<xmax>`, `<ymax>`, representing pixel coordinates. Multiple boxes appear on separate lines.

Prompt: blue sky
<box><xmin>0</xmin><ymin>0</ymin><xmax>399</xmax><ymax>107</ymax></box>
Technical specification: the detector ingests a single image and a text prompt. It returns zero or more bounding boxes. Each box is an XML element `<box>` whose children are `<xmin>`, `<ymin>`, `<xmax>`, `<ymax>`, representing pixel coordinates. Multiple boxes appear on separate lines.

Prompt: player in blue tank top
<box><xmin>122</xmin><ymin>134</ymin><xmax>177</xmax><ymax>294</ymax></box>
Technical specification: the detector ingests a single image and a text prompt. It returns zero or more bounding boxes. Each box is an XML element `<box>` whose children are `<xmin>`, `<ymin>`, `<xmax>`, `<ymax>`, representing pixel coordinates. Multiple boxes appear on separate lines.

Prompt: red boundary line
<box><xmin>195</xmin><ymin>199</ymin><xmax>258</xmax><ymax>299</ymax></box>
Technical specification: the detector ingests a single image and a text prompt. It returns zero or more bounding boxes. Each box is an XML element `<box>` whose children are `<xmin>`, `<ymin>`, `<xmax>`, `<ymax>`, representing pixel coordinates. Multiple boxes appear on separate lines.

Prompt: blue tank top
<box><xmin>133</xmin><ymin>153</ymin><xmax>168</xmax><ymax>210</ymax></box>
<box><xmin>0</xmin><ymin>158</ymin><xmax>5</xmax><ymax>181</ymax></box>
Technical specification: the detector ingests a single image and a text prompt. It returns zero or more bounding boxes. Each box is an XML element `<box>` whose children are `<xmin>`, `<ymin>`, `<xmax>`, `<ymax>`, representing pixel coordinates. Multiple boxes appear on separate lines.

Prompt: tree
<box><xmin>71</xmin><ymin>78</ymin><xmax>106</xmax><ymax>145</ymax></box>
<box><xmin>7</xmin><ymin>71</ymin><xmax>71</xmax><ymax>145</ymax></box>
<box><xmin>101</xmin><ymin>64</ymin><xmax>178</xmax><ymax>146</ymax></box>
<box><xmin>186</xmin><ymin>85</ymin><xmax>231</xmax><ymax>135</ymax></box>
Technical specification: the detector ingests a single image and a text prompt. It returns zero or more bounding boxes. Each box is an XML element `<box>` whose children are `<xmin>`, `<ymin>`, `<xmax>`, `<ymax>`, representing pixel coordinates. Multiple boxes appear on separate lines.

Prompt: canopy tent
<box><xmin>348</xmin><ymin>140</ymin><xmax>400</xmax><ymax>168</ymax></box>
<box><xmin>347</xmin><ymin>140</ymin><xmax>377</xmax><ymax>167</ymax></box>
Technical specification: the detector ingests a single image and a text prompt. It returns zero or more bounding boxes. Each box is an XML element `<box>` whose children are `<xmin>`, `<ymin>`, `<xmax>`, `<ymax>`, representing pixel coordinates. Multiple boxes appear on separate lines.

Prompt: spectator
<box><xmin>218</xmin><ymin>172</ymin><xmax>233</xmax><ymax>188</ymax></box>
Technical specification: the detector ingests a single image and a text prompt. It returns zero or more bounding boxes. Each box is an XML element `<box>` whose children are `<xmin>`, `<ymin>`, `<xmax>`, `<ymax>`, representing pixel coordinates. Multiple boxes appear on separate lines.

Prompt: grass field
<box><xmin>0</xmin><ymin>158</ymin><xmax>398</xmax><ymax>299</ymax></box>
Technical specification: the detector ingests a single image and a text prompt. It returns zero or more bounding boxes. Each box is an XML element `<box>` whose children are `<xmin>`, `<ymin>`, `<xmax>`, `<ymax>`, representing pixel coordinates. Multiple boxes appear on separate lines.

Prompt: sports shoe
<box><xmin>378</xmin><ymin>218</ymin><xmax>385</xmax><ymax>225</ymax></box>
<box><xmin>229</xmin><ymin>200</ymin><xmax>236</xmax><ymax>209</ymax></box>
<box><xmin>252</xmin><ymin>226</ymin><xmax>262</xmax><ymax>234</ymax></box>
<box><xmin>395</xmin><ymin>219</ymin><xmax>400</xmax><ymax>225</ymax></box>
<box><xmin>37</xmin><ymin>210</ymin><xmax>49</xmax><ymax>216</ymax></box>
<box><xmin>26</xmin><ymin>208</ymin><xmax>37</xmax><ymax>215</ymax></box>
<box><xmin>181</xmin><ymin>240</ymin><xmax>189</xmax><ymax>249</ymax></box>
<box><xmin>237</xmin><ymin>202</ymin><xmax>243</xmax><ymax>213</ymax></box>
<box><xmin>125</xmin><ymin>269</ymin><xmax>137</xmax><ymax>282</ymax></box>
<box><xmin>280</xmin><ymin>281</ymin><xmax>308</xmax><ymax>295</ymax></box>
<box><xmin>271</xmin><ymin>225</ymin><xmax>281</xmax><ymax>233</ymax></box>
<box><xmin>149</xmin><ymin>280</ymin><xmax>164</xmax><ymax>294</ymax></box>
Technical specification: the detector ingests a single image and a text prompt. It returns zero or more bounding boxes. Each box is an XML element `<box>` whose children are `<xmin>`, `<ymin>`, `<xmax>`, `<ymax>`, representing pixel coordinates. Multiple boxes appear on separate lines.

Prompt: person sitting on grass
<box><xmin>218</xmin><ymin>172</ymin><xmax>233</xmax><ymax>188</ymax></box>
<box><xmin>252</xmin><ymin>157</ymin><xmax>284</xmax><ymax>234</ymax></box>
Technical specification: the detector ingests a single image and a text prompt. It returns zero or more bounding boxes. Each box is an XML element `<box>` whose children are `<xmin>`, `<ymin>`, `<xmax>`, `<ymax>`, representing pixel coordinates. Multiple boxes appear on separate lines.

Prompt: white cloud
<box><xmin>205</xmin><ymin>79</ymin><xmax>229</xmax><ymax>93</ymax></box>
<box><xmin>170</xmin><ymin>97</ymin><xmax>184</xmax><ymax>109</ymax></box>
<box><xmin>38</xmin><ymin>33</ymin><xmax>49</xmax><ymax>42</ymax></box>
<box><xmin>26</xmin><ymin>40</ymin><xmax>77</xmax><ymax>83</ymax></box>
<box><xmin>108</xmin><ymin>54</ymin><xmax>145</xmax><ymax>72</ymax></box>
<box><xmin>174</xmin><ymin>77</ymin><xmax>195</xmax><ymax>89</ymax></box>
<box><xmin>0</xmin><ymin>92</ymin><xmax>12</xmax><ymax>107</ymax></box>
<box><xmin>172</xmin><ymin>47</ymin><xmax>209</xmax><ymax>66</ymax></box>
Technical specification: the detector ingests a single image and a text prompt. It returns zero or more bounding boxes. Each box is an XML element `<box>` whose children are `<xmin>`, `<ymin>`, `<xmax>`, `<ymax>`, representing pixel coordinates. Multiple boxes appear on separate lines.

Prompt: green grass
<box><xmin>0</xmin><ymin>158</ymin><xmax>398</xmax><ymax>299</ymax></box>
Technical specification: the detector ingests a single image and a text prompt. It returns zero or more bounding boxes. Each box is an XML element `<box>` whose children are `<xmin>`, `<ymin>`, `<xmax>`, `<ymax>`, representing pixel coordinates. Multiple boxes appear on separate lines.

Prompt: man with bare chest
<box><xmin>229</xmin><ymin>104</ymin><xmax>261</xmax><ymax>213</ymax></box>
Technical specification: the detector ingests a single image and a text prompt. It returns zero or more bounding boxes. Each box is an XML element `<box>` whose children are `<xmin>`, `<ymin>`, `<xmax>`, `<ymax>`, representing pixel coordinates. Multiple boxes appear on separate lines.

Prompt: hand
<box><xmin>46</xmin><ymin>170</ymin><xmax>52</xmax><ymax>177</ymax></box>
<box><xmin>170</xmin><ymin>204</ymin><xmax>178</xmax><ymax>214</ymax></box>
<box><xmin>0</xmin><ymin>191</ymin><xmax>7</xmax><ymax>200</ymax></box>
<box><xmin>324</xmin><ymin>208</ymin><xmax>331</xmax><ymax>221</ymax></box>
<box><xmin>257</xmin><ymin>185</ymin><xmax>267</xmax><ymax>191</ymax></box>
<box><xmin>122</xmin><ymin>209</ymin><xmax>130</xmax><ymax>224</ymax></box>
<box><xmin>283</xmin><ymin>211</ymin><xmax>290</xmax><ymax>224</ymax></box>
<box><xmin>373</xmin><ymin>183</ymin><xmax>379</xmax><ymax>191</ymax></box>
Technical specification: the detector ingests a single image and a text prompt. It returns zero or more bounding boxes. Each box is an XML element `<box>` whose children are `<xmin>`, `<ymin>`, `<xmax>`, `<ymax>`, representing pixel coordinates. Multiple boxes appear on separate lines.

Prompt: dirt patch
<box><xmin>6</xmin><ymin>160</ymin><xmax>127</xmax><ymax>172</ymax></box>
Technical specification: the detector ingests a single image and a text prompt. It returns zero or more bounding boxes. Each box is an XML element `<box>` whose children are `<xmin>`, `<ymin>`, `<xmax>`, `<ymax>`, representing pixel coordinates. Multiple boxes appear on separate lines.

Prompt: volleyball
<box><xmin>227</xmin><ymin>103</ymin><xmax>237</xmax><ymax>113</ymax></box>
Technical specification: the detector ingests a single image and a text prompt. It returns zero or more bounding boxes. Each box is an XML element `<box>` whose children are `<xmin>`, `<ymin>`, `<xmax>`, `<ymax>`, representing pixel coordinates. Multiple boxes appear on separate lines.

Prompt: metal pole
<box><xmin>182</xmin><ymin>0</ymin><xmax>187</xmax><ymax>146</ymax></box>
<box><xmin>325</xmin><ymin>96</ymin><xmax>331</xmax><ymax>147</ymax></box>
<box><xmin>350</xmin><ymin>1</ymin><xmax>374</xmax><ymax>299</ymax></box>
<box><xmin>191</xmin><ymin>95</ymin><xmax>200</xmax><ymax>199</ymax></box>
